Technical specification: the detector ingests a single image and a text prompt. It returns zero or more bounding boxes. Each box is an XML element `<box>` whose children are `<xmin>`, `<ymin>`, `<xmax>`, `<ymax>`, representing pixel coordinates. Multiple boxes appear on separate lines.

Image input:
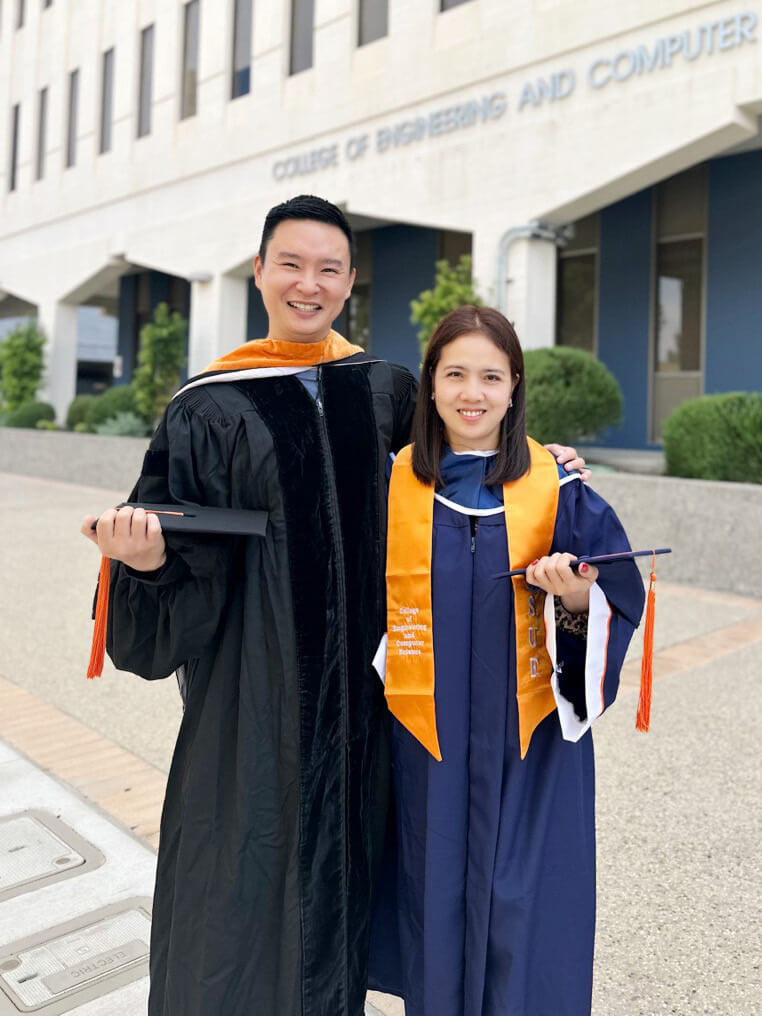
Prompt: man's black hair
<box><xmin>259</xmin><ymin>195</ymin><xmax>355</xmax><ymax>265</ymax></box>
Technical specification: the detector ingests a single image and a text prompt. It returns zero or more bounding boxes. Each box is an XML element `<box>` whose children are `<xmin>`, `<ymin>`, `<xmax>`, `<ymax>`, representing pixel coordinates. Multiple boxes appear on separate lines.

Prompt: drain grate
<box><xmin>0</xmin><ymin>813</ymin><xmax>104</xmax><ymax>904</ymax></box>
<box><xmin>0</xmin><ymin>899</ymin><xmax>151</xmax><ymax>1014</ymax></box>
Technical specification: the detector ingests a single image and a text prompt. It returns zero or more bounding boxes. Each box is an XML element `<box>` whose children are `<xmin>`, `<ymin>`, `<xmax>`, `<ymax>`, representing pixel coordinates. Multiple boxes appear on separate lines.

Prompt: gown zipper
<box><xmin>470</xmin><ymin>514</ymin><xmax>479</xmax><ymax>553</ymax></box>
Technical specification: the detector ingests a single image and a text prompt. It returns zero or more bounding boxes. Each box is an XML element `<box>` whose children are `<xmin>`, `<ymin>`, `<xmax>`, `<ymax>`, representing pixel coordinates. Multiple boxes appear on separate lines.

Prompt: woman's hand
<box><xmin>544</xmin><ymin>443</ymin><xmax>591</xmax><ymax>482</ymax></box>
<box><xmin>525</xmin><ymin>553</ymin><xmax>598</xmax><ymax>614</ymax></box>
<box><xmin>80</xmin><ymin>506</ymin><xmax>167</xmax><ymax>572</ymax></box>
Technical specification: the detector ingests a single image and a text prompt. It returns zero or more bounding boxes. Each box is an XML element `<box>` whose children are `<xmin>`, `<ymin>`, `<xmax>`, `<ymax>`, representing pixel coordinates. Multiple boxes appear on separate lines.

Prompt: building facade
<box><xmin>1</xmin><ymin>0</ymin><xmax>761</xmax><ymax>446</ymax></box>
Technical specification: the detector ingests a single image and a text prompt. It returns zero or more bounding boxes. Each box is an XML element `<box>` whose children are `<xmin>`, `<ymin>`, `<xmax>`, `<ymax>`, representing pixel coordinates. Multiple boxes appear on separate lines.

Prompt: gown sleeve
<box><xmin>389</xmin><ymin>366</ymin><xmax>418</xmax><ymax>453</ymax></box>
<box><xmin>545</xmin><ymin>475</ymin><xmax>646</xmax><ymax>742</ymax></box>
<box><xmin>104</xmin><ymin>390</ymin><xmax>247</xmax><ymax>681</ymax></box>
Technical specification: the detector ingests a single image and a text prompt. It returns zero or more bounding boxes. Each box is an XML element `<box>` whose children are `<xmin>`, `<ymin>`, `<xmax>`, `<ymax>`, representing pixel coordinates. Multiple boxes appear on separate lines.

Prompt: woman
<box><xmin>370</xmin><ymin>306</ymin><xmax>645</xmax><ymax>1016</ymax></box>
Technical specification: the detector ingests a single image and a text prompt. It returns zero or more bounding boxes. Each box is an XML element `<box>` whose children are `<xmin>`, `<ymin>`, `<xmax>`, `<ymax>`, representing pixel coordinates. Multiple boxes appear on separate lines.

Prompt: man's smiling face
<box><xmin>253</xmin><ymin>219</ymin><xmax>356</xmax><ymax>344</ymax></box>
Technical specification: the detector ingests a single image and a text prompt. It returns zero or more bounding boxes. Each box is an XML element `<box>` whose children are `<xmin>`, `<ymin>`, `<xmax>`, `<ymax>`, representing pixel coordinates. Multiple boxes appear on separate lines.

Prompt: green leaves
<box><xmin>0</xmin><ymin>320</ymin><xmax>46</xmax><ymax>411</ymax></box>
<box><xmin>132</xmin><ymin>302</ymin><xmax>188</xmax><ymax>426</ymax></box>
<box><xmin>663</xmin><ymin>392</ymin><xmax>762</xmax><ymax>483</ymax></box>
<box><xmin>524</xmin><ymin>346</ymin><xmax>623</xmax><ymax>446</ymax></box>
<box><xmin>410</xmin><ymin>255</ymin><xmax>482</xmax><ymax>354</ymax></box>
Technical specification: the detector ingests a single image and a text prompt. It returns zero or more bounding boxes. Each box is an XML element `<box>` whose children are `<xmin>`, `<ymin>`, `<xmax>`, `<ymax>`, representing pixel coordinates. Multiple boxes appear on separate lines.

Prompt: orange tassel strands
<box><xmin>636</xmin><ymin>556</ymin><xmax>656</xmax><ymax>732</ymax></box>
<box><xmin>87</xmin><ymin>555</ymin><xmax>111</xmax><ymax>679</ymax></box>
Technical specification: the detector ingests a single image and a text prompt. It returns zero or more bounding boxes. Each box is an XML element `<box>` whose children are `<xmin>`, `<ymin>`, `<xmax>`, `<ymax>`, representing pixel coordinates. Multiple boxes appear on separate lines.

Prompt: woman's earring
<box><xmin>431</xmin><ymin>393</ymin><xmax>436</xmax><ymax>401</ymax></box>
<box><xmin>508</xmin><ymin>398</ymin><xmax>513</xmax><ymax>408</ymax></box>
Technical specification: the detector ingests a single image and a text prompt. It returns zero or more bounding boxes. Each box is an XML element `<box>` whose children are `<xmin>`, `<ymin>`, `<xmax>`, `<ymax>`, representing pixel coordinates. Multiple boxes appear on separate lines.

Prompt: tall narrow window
<box><xmin>36</xmin><ymin>87</ymin><xmax>47</xmax><ymax>179</ymax></box>
<box><xmin>138</xmin><ymin>24</ymin><xmax>154</xmax><ymax>137</ymax></box>
<box><xmin>289</xmin><ymin>0</ymin><xmax>314</xmax><ymax>75</ymax></box>
<box><xmin>556</xmin><ymin>213</ymin><xmax>599</xmax><ymax>353</ymax></box>
<box><xmin>359</xmin><ymin>0</ymin><xmax>387</xmax><ymax>45</ymax></box>
<box><xmin>181</xmin><ymin>0</ymin><xmax>200</xmax><ymax>119</ymax></box>
<box><xmin>651</xmin><ymin>164</ymin><xmax>707</xmax><ymax>440</ymax></box>
<box><xmin>16</xmin><ymin>0</ymin><xmax>24</xmax><ymax>29</ymax></box>
<box><xmin>100</xmin><ymin>48</ymin><xmax>115</xmax><ymax>153</ymax></box>
<box><xmin>8</xmin><ymin>104</ymin><xmax>20</xmax><ymax>191</ymax></box>
<box><xmin>43</xmin><ymin>0</ymin><xmax>53</xmax><ymax>8</ymax></box>
<box><xmin>66</xmin><ymin>69</ymin><xmax>79</xmax><ymax>167</ymax></box>
<box><xmin>231</xmin><ymin>0</ymin><xmax>253</xmax><ymax>98</ymax></box>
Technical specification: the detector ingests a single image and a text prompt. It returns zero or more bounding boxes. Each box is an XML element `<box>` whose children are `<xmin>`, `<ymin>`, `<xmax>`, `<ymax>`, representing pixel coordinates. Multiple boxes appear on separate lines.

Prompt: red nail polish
<box><xmin>580</xmin><ymin>563</ymin><xmax>588</xmax><ymax>573</ymax></box>
<box><xmin>530</xmin><ymin>559</ymin><xmax>539</xmax><ymax>566</ymax></box>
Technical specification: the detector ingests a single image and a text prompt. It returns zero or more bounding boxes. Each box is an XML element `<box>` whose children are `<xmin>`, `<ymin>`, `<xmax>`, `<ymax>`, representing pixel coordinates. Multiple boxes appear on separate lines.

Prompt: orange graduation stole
<box><xmin>385</xmin><ymin>439</ymin><xmax>559</xmax><ymax>761</ymax></box>
<box><xmin>87</xmin><ymin>330</ymin><xmax>363</xmax><ymax>679</ymax></box>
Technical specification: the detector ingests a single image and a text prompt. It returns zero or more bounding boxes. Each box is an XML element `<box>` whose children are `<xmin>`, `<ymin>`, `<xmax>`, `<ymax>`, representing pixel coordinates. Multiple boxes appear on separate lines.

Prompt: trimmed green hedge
<box><xmin>84</xmin><ymin>385</ymin><xmax>147</xmax><ymax>431</ymax></box>
<box><xmin>4</xmin><ymin>400</ymin><xmax>56</xmax><ymax>428</ymax></box>
<box><xmin>524</xmin><ymin>347</ymin><xmax>622</xmax><ymax>446</ymax></box>
<box><xmin>94</xmin><ymin>411</ymin><xmax>151</xmax><ymax>437</ymax></box>
<box><xmin>66</xmin><ymin>394</ymin><xmax>98</xmax><ymax>431</ymax></box>
<box><xmin>663</xmin><ymin>392</ymin><xmax>762</xmax><ymax>483</ymax></box>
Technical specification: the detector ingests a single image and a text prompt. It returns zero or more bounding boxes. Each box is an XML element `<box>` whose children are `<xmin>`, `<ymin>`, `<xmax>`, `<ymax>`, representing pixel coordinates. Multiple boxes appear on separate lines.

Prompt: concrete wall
<box><xmin>1</xmin><ymin>428</ymin><xmax>759</xmax><ymax>598</ymax></box>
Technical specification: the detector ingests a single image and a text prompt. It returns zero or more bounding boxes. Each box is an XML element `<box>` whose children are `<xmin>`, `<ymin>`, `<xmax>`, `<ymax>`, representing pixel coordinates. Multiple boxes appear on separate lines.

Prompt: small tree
<box><xmin>132</xmin><ymin>302</ymin><xmax>188</xmax><ymax>426</ymax></box>
<box><xmin>410</xmin><ymin>255</ymin><xmax>482</xmax><ymax>355</ymax></box>
<box><xmin>0</xmin><ymin>320</ymin><xmax>46</xmax><ymax>411</ymax></box>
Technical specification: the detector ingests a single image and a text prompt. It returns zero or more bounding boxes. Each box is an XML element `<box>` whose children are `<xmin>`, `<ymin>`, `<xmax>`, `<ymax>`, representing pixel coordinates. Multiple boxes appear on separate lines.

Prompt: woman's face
<box><xmin>432</xmin><ymin>332</ymin><xmax>515</xmax><ymax>452</ymax></box>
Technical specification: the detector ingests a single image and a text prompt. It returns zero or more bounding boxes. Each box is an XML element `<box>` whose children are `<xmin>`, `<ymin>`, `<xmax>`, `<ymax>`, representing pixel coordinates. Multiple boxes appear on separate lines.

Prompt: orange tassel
<box><xmin>636</xmin><ymin>558</ymin><xmax>656</xmax><ymax>732</ymax></box>
<box><xmin>87</xmin><ymin>555</ymin><xmax>111</xmax><ymax>679</ymax></box>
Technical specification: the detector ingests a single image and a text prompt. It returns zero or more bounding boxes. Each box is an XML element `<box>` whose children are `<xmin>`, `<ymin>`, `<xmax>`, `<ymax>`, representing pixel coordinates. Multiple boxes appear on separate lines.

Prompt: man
<box><xmin>82</xmin><ymin>195</ymin><xmax>585</xmax><ymax>1016</ymax></box>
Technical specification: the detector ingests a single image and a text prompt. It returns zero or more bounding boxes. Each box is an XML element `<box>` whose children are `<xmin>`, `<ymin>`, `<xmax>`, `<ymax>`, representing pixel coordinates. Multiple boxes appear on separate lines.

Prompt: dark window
<box><xmin>347</xmin><ymin>284</ymin><xmax>371</xmax><ymax>350</ymax></box>
<box><xmin>181</xmin><ymin>0</ymin><xmax>200</xmax><ymax>119</ymax></box>
<box><xmin>100</xmin><ymin>48</ymin><xmax>114</xmax><ymax>153</ymax></box>
<box><xmin>556</xmin><ymin>213</ymin><xmax>599</xmax><ymax>353</ymax></box>
<box><xmin>36</xmin><ymin>87</ymin><xmax>47</xmax><ymax>179</ymax></box>
<box><xmin>358</xmin><ymin>0</ymin><xmax>387</xmax><ymax>46</ymax></box>
<box><xmin>16</xmin><ymin>0</ymin><xmax>24</xmax><ymax>29</ymax></box>
<box><xmin>231</xmin><ymin>0</ymin><xmax>253</xmax><ymax>98</ymax></box>
<box><xmin>66</xmin><ymin>69</ymin><xmax>79</xmax><ymax>167</ymax></box>
<box><xmin>8</xmin><ymin>103</ymin><xmax>20</xmax><ymax>191</ymax></box>
<box><xmin>138</xmin><ymin>24</ymin><xmax>154</xmax><ymax>137</ymax></box>
<box><xmin>289</xmin><ymin>0</ymin><xmax>314</xmax><ymax>75</ymax></box>
<box><xmin>441</xmin><ymin>0</ymin><xmax>473</xmax><ymax>9</ymax></box>
<box><xmin>43</xmin><ymin>0</ymin><xmax>53</xmax><ymax>8</ymax></box>
<box><xmin>557</xmin><ymin>255</ymin><xmax>596</xmax><ymax>352</ymax></box>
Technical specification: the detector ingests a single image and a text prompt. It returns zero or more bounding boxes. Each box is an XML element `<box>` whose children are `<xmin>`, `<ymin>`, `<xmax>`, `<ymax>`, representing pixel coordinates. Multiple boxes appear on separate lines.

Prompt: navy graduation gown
<box><xmin>371</xmin><ymin>453</ymin><xmax>644</xmax><ymax>1016</ymax></box>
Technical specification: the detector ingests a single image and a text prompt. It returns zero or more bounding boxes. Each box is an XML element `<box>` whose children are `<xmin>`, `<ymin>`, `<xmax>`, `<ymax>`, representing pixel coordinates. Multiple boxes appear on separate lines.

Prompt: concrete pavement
<box><xmin>1</xmin><ymin>470</ymin><xmax>760</xmax><ymax>1015</ymax></box>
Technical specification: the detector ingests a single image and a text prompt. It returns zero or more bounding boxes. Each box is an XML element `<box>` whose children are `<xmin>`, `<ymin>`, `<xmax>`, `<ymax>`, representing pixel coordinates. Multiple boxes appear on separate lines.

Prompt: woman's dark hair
<box><xmin>411</xmin><ymin>305</ymin><xmax>530</xmax><ymax>486</ymax></box>
<box><xmin>259</xmin><ymin>194</ymin><xmax>355</xmax><ymax>265</ymax></box>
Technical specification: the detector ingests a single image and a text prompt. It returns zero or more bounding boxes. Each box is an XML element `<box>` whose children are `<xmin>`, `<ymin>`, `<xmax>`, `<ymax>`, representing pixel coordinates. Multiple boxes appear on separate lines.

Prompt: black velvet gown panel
<box><xmin>105</xmin><ymin>357</ymin><xmax>417</xmax><ymax>1016</ymax></box>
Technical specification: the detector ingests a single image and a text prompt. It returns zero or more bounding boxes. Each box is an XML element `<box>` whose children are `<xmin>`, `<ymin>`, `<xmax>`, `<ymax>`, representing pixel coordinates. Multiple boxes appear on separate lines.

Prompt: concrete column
<box><xmin>504</xmin><ymin>235</ymin><xmax>558</xmax><ymax>350</ymax></box>
<box><xmin>38</xmin><ymin>299</ymin><xmax>78</xmax><ymax>423</ymax></box>
<box><xmin>188</xmin><ymin>273</ymin><xmax>249</xmax><ymax>377</ymax></box>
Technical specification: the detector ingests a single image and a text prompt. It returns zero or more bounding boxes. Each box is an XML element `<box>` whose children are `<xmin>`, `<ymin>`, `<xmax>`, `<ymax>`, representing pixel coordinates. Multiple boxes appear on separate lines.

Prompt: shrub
<box><xmin>662</xmin><ymin>392</ymin><xmax>762</xmax><ymax>484</ymax></box>
<box><xmin>410</xmin><ymin>255</ymin><xmax>482</xmax><ymax>354</ymax></box>
<box><xmin>0</xmin><ymin>320</ymin><xmax>46</xmax><ymax>410</ymax></box>
<box><xmin>4</xmin><ymin>400</ymin><xmax>56</xmax><ymax>429</ymax></box>
<box><xmin>94</xmin><ymin>411</ymin><xmax>151</xmax><ymax>437</ymax></box>
<box><xmin>524</xmin><ymin>347</ymin><xmax>622</xmax><ymax>445</ymax></box>
<box><xmin>36</xmin><ymin>419</ymin><xmax>59</xmax><ymax>430</ymax></box>
<box><xmin>66</xmin><ymin>394</ymin><xmax>98</xmax><ymax>431</ymax></box>
<box><xmin>133</xmin><ymin>302</ymin><xmax>187</xmax><ymax>426</ymax></box>
<box><xmin>84</xmin><ymin>384</ymin><xmax>146</xmax><ymax>430</ymax></box>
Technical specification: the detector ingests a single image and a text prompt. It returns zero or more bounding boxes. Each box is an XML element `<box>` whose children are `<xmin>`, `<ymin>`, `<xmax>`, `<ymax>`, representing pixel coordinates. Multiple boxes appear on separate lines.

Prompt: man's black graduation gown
<box><xmin>105</xmin><ymin>356</ymin><xmax>416</xmax><ymax>1016</ymax></box>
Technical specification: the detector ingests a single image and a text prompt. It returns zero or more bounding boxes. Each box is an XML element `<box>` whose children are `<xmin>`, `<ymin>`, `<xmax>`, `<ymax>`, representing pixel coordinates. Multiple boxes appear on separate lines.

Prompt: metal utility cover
<box><xmin>0</xmin><ymin>898</ymin><xmax>151</xmax><ymax>1014</ymax></box>
<box><xmin>0</xmin><ymin>812</ymin><xmax>104</xmax><ymax>904</ymax></box>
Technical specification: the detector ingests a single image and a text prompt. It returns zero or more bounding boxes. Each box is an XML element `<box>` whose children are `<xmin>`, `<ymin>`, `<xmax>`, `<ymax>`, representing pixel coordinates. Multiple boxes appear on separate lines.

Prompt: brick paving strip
<box><xmin>0</xmin><ymin>675</ymin><xmax>166</xmax><ymax>850</ymax></box>
<box><xmin>0</xmin><ymin>584</ymin><xmax>759</xmax><ymax>860</ymax></box>
<box><xmin>1</xmin><ymin>584</ymin><xmax>761</xmax><ymax>858</ymax></box>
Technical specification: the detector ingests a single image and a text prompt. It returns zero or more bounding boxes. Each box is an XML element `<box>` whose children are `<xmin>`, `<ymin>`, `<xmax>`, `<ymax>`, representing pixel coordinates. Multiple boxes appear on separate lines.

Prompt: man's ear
<box><xmin>345</xmin><ymin>266</ymin><xmax>357</xmax><ymax>299</ymax></box>
<box><xmin>253</xmin><ymin>254</ymin><xmax>263</xmax><ymax>290</ymax></box>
